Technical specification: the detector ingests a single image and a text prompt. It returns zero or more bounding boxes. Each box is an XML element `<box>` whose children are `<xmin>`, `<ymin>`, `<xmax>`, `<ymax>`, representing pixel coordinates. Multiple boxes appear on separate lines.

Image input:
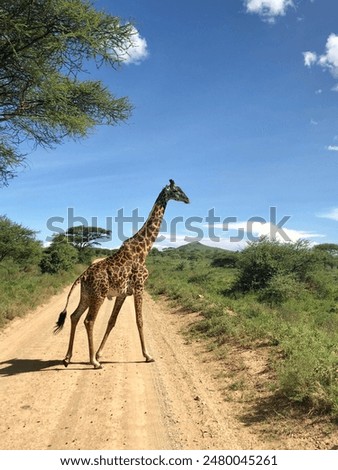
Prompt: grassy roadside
<box><xmin>0</xmin><ymin>261</ymin><xmax>85</xmax><ymax>328</ymax></box>
<box><xmin>146</xmin><ymin>243</ymin><xmax>338</xmax><ymax>420</ymax></box>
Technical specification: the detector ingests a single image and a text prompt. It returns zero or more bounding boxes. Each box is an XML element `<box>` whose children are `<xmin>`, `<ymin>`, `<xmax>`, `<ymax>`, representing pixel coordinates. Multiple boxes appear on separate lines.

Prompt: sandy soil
<box><xmin>0</xmin><ymin>284</ymin><xmax>337</xmax><ymax>450</ymax></box>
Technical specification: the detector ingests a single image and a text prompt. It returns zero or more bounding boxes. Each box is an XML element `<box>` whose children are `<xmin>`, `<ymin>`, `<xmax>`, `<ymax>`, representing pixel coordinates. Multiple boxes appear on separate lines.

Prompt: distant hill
<box><xmin>176</xmin><ymin>241</ymin><xmax>231</xmax><ymax>254</ymax></box>
<box><xmin>156</xmin><ymin>241</ymin><xmax>239</xmax><ymax>267</ymax></box>
<box><xmin>174</xmin><ymin>242</ymin><xmax>240</xmax><ymax>256</ymax></box>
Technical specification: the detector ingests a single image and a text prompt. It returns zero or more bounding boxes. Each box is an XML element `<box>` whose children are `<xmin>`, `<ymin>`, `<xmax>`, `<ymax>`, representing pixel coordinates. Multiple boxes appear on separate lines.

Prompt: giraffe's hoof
<box><xmin>146</xmin><ymin>357</ymin><xmax>155</xmax><ymax>363</ymax></box>
<box><xmin>63</xmin><ymin>359</ymin><xmax>69</xmax><ymax>368</ymax></box>
<box><xmin>93</xmin><ymin>363</ymin><xmax>103</xmax><ymax>369</ymax></box>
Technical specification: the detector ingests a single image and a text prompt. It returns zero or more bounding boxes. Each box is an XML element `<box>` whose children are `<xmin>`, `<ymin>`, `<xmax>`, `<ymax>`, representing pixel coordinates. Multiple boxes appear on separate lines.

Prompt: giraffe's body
<box><xmin>55</xmin><ymin>180</ymin><xmax>189</xmax><ymax>368</ymax></box>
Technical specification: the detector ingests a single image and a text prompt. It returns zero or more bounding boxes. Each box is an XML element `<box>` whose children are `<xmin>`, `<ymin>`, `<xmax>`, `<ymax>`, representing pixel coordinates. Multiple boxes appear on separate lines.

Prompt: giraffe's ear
<box><xmin>169</xmin><ymin>179</ymin><xmax>175</xmax><ymax>188</ymax></box>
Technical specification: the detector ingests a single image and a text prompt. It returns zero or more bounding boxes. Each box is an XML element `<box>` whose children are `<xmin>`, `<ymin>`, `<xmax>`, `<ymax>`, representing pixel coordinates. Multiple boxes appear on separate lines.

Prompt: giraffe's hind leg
<box><xmin>63</xmin><ymin>295</ymin><xmax>89</xmax><ymax>367</ymax></box>
<box><xmin>84</xmin><ymin>298</ymin><xmax>104</xmax><ymax>369</ymax></box>
<box><xmin>96</xmin><ymin>294</ymin><xmax>126</xmax><ymax>362</ymax></box>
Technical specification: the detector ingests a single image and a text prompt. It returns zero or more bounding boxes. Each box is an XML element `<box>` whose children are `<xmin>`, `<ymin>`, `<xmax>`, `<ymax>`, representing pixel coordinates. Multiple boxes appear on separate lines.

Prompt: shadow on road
<box><xmin>0</xmin><ymin>358</ymin><xmax>63</xmax><ymax>376</ymax></box>
<box><xmin>0</xmin><ymin>358</ymin><xmax>149</xmax><ymax>376</ymax></box>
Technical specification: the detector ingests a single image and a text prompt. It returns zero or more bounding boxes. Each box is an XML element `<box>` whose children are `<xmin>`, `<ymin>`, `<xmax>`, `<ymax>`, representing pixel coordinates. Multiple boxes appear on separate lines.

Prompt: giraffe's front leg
<box><xmin>96</xmin><ymin>295</ymin><xmax>126</xmax><ymax>361</ymax></box>
<box><xmin>134</xmin><ymin>288</ymin><xmax>154</xmax><ymax>363</ymax></box>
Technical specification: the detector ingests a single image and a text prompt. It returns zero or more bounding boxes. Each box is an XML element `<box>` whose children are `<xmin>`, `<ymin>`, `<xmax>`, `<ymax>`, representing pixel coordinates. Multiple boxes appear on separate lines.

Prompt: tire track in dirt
<box><xmin>0</xmin><ymin>283</ymin><xmax>261</xmax><ymax>450</ymax></box>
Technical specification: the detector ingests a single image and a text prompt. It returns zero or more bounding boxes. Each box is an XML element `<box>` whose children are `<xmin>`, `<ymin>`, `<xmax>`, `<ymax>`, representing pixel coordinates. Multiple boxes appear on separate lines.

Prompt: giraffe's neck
<box><xmin>122</xmin><ymin>189</ymin><xmax>167</xmax><ymax>258</ymax></box>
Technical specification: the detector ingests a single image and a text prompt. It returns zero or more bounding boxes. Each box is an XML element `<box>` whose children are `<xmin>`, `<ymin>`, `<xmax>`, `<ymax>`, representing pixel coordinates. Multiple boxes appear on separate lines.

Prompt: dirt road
<box><xmin>0</xmin><ymin>282</ymin><xmax>264</xmax><ymax>450</ymax></box>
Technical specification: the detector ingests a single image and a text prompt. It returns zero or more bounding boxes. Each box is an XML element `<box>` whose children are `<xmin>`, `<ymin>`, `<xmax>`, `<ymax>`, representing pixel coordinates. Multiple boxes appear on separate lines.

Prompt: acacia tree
<box><xmin>0</xmin><ymin>0</ymin><xmax>135</xmax><ymax>185</ymax></box>
<box><xmin>65</xmin><ymin>225</ymin><xmax>111</xmax><ymax>250</ymax></box>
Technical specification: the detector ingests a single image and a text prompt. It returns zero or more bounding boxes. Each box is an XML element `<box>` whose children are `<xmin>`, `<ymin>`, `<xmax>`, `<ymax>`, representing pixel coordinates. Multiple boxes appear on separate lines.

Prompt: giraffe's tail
<box><xmin>54</xmin><ymin>309</ymin><xmax>67</xmax><ymax>334</ymax></box>
<box><xmin>53</xmin><ymin>275</ymin><xmax>82</xmax><ymax>334</ymax></box>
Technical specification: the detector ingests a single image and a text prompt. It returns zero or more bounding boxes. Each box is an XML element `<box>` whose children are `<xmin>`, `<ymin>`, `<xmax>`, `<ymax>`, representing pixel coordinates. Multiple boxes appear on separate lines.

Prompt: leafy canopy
<box><xmin>234</xmin><ymin>237</ymin><xmax>320</xmax><ymax>293</ymax></box>
<box><xmin>65</xmin><ymin>225</ymin><xmax>112</xmax><ymax>250</ymax></box>
<box><xmin>40</xmin><ymin>236</ymin><xmax>78</xmax><ymax>274</ymax></box>
<box><xmin>0</xmin><ymin>215</ymin><xmax>42</xmax><ymax>266</ymax></box>
<box><xmin>0</xmin><ymin>0</ymin><xmax>135</xmax><ymax>185</ymax></box>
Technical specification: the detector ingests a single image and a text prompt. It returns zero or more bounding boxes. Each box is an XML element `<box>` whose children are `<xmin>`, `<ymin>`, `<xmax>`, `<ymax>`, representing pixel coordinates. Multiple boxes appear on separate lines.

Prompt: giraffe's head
<box><xmin>165</xmin><ymin>179</ymin><xmax>190</xmax><ymax>204</ymax></box>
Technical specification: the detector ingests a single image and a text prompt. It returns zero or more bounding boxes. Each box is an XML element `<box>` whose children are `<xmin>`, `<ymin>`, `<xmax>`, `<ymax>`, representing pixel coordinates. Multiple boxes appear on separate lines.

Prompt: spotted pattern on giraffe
<box><xmin>54</xmin><ymin>180</ymin><xmax>190</xmax><ymax>369</ymax></box>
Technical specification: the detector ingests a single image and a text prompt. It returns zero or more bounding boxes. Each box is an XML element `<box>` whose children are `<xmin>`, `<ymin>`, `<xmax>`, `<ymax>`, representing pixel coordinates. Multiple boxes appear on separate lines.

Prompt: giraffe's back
<box><xmin>80</xmin><ymin>256</ymin><xmax>134</xmax><ymax>299</ymax></box>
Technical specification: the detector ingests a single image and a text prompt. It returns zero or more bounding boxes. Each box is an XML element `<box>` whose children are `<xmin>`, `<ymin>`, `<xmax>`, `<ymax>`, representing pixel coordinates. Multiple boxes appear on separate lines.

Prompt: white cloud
<box><xmin>126</xmin><ymin>28</ymin><xmax>149</xmax><ymax>64</ymax></box>
<box><xmin>326</xmin><ymin>145</ymin><xmax>338</xmax><ymax>151</ymax></box>
<box><xmin>153</xmin><ymin>216</ymin><xmax>325</xmax><ymax>251</ymax></box>
<box><xmin>205</xmin><ymin>221</ymin><xmax>323</xmax><ymax>244</ymax></box>
<box><xmin>318</xmin><ymin>208</ymin><xmax>338</xmax><ymax>221</ymax></box>
<box><xmin>112</xmin><ymin>26</ymin><xmax>149</xmax><ymax>65</ymax></box>
<box><xmin>304</xmin><ymin>34</ymin><xmax>338</xmax><ymax>77</ymax></box>
<box><xmin>318</xmin><ymin>34</ymin><xmax>338</xmax><ymax>76</ymax></box>
<box><xmin>303</xmin><ymin>51</ymin><xmax>317</xmax><ymax>67</ymax></box>
<box><xmin>331</xmin><ymin>84</ymin><xmax>338</xmax><ymax>92</ymax></box>
<box><xmin>244</xmin><ymin>0</ymin><xmax>294</xmax><ymax>22</ymax></box>
<box><xmin>243</xmin><ymin>222</ymin><xmax>323</xmax><ymax>243</ymax></box>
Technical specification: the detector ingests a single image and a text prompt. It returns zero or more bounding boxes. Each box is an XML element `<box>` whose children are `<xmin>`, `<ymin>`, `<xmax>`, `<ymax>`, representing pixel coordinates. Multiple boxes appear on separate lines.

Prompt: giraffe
<box><xmin>54</xmin><ymin>179</ymin><xmax>190</xmax><ymax>369</ymax></box>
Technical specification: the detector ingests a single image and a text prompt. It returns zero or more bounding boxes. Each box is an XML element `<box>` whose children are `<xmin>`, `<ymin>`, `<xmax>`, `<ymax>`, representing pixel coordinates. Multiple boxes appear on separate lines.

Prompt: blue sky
<box><xmin>2</xmin><ymin>0</ymin><xmax>338</xmax><ymax>250</ymax></box>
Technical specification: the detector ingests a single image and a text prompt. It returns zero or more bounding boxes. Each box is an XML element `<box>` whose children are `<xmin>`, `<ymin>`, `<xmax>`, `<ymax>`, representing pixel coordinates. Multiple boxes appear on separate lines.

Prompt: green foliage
<box><xmin>65</xmin><ymin>225</ymin><xmax>111</xmax><ymax>250</ymax></box>
<box><xmin>313</xmin><ymin>243</ymin><xmax>338</xmax><ymax>269</ymax></box>
<box><xmin>0</xmin><ymin>259</ymin><xmax>84</xmax><ymax>327</ymax></box>
<box><xmin>306</xmin><ymin>270</ymin><xmax>338</xmax><ymax>299</ymax></box>
<box><xmin>176</xmin><ymin>241</ymin><xmax>223</xmax><ymax>258</ymax></box>
<box><xmin>0</xmin><ymin>142</ymin><xmax>24</xmax><ymax>187</ymax></box>
<box><xmin>40</xmin><ymin>239</ymin><xmax>78</xmax><ymax>274</ymax></box>
<box><xmin>0</xmin><ymin>215</ymin><xmax>87</xmax><ymax>327</ymax></box>
<box><xmin>211</xmin><ymin>251</ymin><xmax>238</xmax><ymax>268</ymax></box>
<box><xmin>77</xmin><ymin>247</ymin><xmax>94</xmax><ymax>264</ymax></box>
<box><xmin>149</xmin><ymin>248</ymin><xmax>162</xmax><ymax>257</ymax></box>
<box><xmin>0</xmin><ymin>0</ymin><xmax>134</xmax><ymax>185</ymax></box>
<box><xmin>93</xmin><ymin>247</ymin><xmax>117</xmax><ymax>258</ymax></box>
<box><xmin>277</xmin><ymin>327</ymin><xmax>338</xmax><ymax>413</ymax></box>
<box><xmin>146</xmin><ymin>242</ymin><xmax>338</xmax><ymax>418</ymax></box>
<box><xmin>234</xmin><ymin>238</ymin><xmax>319</xmax><ymax>293</ymax></box>
<box><xmin>0</xmin><ymin>215</ymin><xmax>88</xmax><ymax>325</ymax></box>
<box><xmin>44</xmin><ymin>226</ymin><xmax>111</xmax><ymax>267</ymax></box>
<box><xmin>0</xmin><ymin>215</ymin><xmax>42</xmax><ymax>267</ymax></box>
<box><xmin>313</xmin><ymin>243</ymin><xmax>338</xmax><ymax>257</ymax></box>
<box><xmin>258</xmin><ymin>273</ymin><xmax>301</xmax><ymax>305</ymax></box>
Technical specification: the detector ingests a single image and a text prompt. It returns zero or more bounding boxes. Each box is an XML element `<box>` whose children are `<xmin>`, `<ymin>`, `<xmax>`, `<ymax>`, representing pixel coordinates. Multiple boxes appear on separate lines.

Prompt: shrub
<box><xmin>176</xmin><ymin>261</ymin><xmax>187</xmax><ymax>271</ymax></box>
<box><xmin>278</xmin><ymin>327</ymin><xmax>338</xmax><ymax>413</ymax></box>
<box><xmin>313</xmin><ymin>243</ymin><xmax>338</xmax><ymax>269</ymax></box>
<box><xmin>40</xmin><ymin>242</ymin><xmax>78</xmax><ymax>274</ymax></box>
<box><xmin>0</xmin><ymin>215</ymin><xmax>43</xmax><ymax>268</ymax></box>
<box><xmin>234</xmin><ymin>238</ymin><xmax>318</xmax><ymax>293</ymax></box>
<box><xmin>258</xmin><ymin>273</ymin><xmax>301</xmax><ymax>305</ymax></box>
<box><xmin>211</xmin><ymin>252</ymin><xmax>238</xmax><ymax>268</ymax></box>
<box><xmin>77</xmin><ymin>247</ymin><xmax>94</xmax><ymax>264</ymax></box>
<box><xmin>188</xmin><ymin>272</ymin><xmax>210</xmax><ymax>284</ymax></box>
<box><xmin>305</xmin><ymin>270</ymin><xmax>337</xmax><ymax>300</ymax></box>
